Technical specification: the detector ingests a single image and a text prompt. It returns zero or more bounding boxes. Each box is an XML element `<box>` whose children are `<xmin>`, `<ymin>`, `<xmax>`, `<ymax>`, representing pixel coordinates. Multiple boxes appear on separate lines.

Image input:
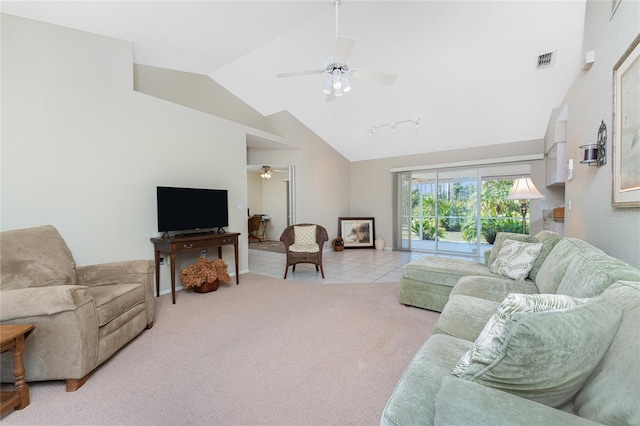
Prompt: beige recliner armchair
<box><xmin>0</xmin><ymin>225</ymin><xmax>155</xmax><ymax>391</ymax></box>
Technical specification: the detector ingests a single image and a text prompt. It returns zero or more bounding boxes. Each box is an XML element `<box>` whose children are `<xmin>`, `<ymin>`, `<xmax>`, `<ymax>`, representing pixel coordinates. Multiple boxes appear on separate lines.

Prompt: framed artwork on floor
<box><xmin>612</xmin><ymin>34</ymin><xmax>640</xmax><ymax>207</ymax></box>
<box><xmin>338</xmin><ymin>217</ymin><xmax>375</xmax><ymax>248</ymax></box>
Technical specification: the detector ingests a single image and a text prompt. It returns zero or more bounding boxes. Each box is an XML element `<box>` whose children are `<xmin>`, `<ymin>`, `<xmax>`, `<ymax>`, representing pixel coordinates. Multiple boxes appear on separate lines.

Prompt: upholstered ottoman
<box><xmin>399</xmin><ymin>257</ymin><xmax>499</xmax><ymax>312</ymax></box>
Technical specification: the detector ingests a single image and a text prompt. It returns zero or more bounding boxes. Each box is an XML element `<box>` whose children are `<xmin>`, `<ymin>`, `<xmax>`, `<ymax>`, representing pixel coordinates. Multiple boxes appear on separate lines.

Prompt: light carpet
<box><xmin>3</xmin><ymin>273</ymin><xmax>438</xmax><ymax>425</ymax></box>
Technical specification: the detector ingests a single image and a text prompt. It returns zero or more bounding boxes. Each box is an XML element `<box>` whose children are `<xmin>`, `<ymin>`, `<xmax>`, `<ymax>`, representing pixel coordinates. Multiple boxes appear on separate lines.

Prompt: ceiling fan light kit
<box><xmin>276</xmin><ymin>0</ymin><xmax>397</xmax><ymax>101</ymax></box>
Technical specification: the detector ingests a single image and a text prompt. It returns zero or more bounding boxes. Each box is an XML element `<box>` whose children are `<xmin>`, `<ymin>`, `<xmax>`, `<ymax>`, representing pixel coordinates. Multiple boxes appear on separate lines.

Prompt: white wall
<box><xmin>553</xmin><ymin>0</ymin><xmax>640</xmax><ymax>267</ymax></box>
<box><xmin>0</xmin><ymin>14</ymin><xmax>252</xmax><ymax>293</ymax></box>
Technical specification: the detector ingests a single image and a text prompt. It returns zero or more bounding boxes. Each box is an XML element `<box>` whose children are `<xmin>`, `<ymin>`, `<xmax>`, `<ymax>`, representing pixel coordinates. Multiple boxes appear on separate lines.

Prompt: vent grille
<box><xmin>537</xmin><ymin>51</ymin><xmax>555</xmax><ymax>69</ymax></box>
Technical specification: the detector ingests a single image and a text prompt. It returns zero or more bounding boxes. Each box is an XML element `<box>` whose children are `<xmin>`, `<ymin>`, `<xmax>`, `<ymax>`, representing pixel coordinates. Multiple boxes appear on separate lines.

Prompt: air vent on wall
<box><xmin>537</xmin><ymin>51</ymin><xmax>556</xmax><ymax>69</ymax></box>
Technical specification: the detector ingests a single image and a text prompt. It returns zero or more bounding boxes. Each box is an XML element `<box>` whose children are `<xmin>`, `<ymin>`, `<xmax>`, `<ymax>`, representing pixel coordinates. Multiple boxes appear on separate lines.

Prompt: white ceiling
<box><xmin>1</xmin><ymin>1</ymin><xmax>586</xmax><ymax>162</ymax></box>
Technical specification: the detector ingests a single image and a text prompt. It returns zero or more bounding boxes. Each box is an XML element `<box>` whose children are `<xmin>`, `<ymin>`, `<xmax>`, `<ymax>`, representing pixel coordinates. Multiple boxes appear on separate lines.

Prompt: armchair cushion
<box><xmin>289</xmin><ymin>243</ymin><xmax>319</xmax><ymax>253</ymax></box>
<box><xmin>1</xmin><ymin>225</ymin><xmax>77</xmax><ymax>290</ymax></box>
<box><xmin>88</xmin><ymin>284</ymin><xmax>145</xmax><ymax>327</ymax></box>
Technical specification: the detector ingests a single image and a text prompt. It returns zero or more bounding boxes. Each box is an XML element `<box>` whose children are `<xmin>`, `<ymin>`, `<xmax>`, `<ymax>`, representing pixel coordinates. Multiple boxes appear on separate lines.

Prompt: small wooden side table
<box><xmin>0</xmin><ymin>324</ymin><xmax>35</xmax><ymax>416</ymax></box>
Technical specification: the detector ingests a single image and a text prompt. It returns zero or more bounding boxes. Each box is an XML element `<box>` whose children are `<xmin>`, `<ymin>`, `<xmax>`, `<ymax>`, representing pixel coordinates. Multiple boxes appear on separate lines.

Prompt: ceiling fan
<box><xmin>276</xmin><ymin>0</ymin><xmax>397</xmax><ymax>102</ymax></box>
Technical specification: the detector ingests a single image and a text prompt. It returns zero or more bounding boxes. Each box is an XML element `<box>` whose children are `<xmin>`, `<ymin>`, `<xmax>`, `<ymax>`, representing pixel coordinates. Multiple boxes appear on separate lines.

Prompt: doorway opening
<box><xmin>247</xmin><ymin>164</ymin><xmax>295</xmax><ymax>242</ymax></box>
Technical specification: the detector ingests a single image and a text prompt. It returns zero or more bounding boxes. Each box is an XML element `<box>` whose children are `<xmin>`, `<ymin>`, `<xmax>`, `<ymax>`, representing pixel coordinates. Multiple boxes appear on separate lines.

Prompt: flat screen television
<box><xmin>157</xmin><ymin>186</ymin><xmax>228</xmax><ymax>234</ymax></box>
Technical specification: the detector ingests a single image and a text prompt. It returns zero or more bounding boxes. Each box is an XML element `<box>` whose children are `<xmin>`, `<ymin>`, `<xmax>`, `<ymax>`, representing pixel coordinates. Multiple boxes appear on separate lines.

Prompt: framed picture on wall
<box><xmin>338</xmin><ymin>217</ymin><xmax>375</xmax><ymax>248</ymax></box>
<box><xmin>612</xmin><ymin>34</ymin><xmax>640</xmax><ymax>207</ymax></box>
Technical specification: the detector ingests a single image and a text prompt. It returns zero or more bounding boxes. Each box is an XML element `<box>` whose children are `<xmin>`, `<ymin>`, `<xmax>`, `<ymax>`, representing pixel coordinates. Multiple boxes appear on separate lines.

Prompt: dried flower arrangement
<box><xmin>179</xmin><ymin>257</ymin><xmax>231</xmax><ymax>289</ymax></box>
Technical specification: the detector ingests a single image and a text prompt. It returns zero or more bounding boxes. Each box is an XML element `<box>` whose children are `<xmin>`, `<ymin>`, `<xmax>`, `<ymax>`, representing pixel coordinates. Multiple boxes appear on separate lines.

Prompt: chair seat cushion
<box><xmin>87</xmin><ymin>283</ymin><xmax>145</xmax><ymax>327</ymax></box>
<box><xmin>289</xmin><ymin>243</ymin><xmax>319</xmax><ymax>253</ymax></box>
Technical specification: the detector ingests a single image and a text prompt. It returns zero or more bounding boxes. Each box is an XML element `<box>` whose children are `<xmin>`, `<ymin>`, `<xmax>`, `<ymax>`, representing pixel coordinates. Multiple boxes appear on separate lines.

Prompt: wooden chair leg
<box><xmin>319</xmin><ymin>264</ymin><xmax>325</xmax><ymax>279</ymax></box>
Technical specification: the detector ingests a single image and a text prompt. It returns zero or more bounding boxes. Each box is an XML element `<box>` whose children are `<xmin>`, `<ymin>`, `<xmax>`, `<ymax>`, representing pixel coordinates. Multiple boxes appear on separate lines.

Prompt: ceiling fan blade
<box><xmin>276</xmin><ymin>69</ymin><xmax>325</xmax><ymax>78</ymax></box>
<box><xmin>352</xmin><ymin>69</ymin><xmax>397</xmax><ymax>85</ymax></box>
<box><xmin>334</xmin><ymin>36</ymin><xmax>355</xmax><ymax>65</ymax></box>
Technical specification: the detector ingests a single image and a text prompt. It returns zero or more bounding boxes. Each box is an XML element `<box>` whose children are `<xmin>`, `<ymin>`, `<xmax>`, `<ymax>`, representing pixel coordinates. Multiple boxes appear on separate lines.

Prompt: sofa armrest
<box><xmin>434</xmin><ymin>376</ymin><xmax>600</xmax><ymax>426</ymax></box>
<box><xmin>76</xmin><ymin>259</ymin><xmax>155</xmax><ymax>326</ymax></box>
<box><xmin>0</xmin><ymin>286</ymin><xmax>94</xmax><ymax>321</ymax></box>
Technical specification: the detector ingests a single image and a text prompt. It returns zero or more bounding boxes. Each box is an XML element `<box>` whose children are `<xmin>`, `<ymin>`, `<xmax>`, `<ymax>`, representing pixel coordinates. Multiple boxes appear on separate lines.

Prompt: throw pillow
<box><xmin>486</xmin><ymin>232</ymin><xmax>537</xmax><ymax>267</ymax></box>
<box><xmin>294</xmin><ymin>225</ymin><xmax>316</xmax><ymax>246</ymax></box>
<box><xmin>452</xmin><ymin>293</ymin><xmax>622</xmax><ymax>407</ymax></box>
<box><xmin>452</xmin><ymin>293</ymin><xmax>587</xmax><ymax>377</ymax></box>
<box><xmin>489</xmin><ymin>239</ymin><xmax>543</xmax><ymax>281</ymax></box>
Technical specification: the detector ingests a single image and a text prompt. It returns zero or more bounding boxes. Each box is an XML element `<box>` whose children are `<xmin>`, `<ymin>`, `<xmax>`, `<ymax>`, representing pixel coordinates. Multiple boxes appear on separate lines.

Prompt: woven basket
<box><xmin>193</xmin><ymin>279</ymin><xmax>220</xmax><ymax>293</ymax></box>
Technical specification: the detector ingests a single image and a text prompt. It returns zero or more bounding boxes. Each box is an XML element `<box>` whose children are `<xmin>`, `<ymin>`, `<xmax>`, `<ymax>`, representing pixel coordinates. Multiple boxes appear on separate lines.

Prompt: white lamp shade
<box><xmin>506</xmin><ymin>178</ymin><xmax>544</xmax><ymax>200</ymax></box>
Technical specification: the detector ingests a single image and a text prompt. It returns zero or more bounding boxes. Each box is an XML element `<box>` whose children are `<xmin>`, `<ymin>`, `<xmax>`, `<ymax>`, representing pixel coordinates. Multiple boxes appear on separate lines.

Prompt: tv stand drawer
<box><xmin>172</xmin><ymin>239</ymin><xmax>212</xmax><ymax>252</ymax></box>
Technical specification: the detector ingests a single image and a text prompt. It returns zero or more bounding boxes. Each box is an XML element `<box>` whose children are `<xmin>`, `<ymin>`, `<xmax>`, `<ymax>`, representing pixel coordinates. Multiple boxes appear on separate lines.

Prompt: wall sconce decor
<box><xmin>580</xmin><ymin>120</ymin><xmax>606</xmax><ymax>166</ymax></box>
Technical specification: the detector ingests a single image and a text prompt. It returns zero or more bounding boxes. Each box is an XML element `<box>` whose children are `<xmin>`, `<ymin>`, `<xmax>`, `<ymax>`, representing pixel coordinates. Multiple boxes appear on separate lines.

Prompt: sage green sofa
<box><xmin>0</xmin><ymin>225</ymin><xmax>155</xmax><ymax>391</ymax></box>
<box><xmin>382</xmin><ymin>232</ymin><xmax>640</xmax><ymax>425</ymax></box>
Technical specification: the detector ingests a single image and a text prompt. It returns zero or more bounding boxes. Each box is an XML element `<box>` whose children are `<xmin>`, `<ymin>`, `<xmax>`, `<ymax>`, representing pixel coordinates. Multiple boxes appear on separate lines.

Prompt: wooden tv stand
<box><xmin>150</xmin><ymin>232</ymin><xmax>240</xmax><ymax>304</ymax></box>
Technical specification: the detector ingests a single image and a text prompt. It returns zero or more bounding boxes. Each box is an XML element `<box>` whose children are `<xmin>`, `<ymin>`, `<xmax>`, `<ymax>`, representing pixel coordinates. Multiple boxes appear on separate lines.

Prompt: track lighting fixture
<box><xmin>367</xmin><ymin>117</ymin><xmax>422</xmax><ymax>136</ymax></box>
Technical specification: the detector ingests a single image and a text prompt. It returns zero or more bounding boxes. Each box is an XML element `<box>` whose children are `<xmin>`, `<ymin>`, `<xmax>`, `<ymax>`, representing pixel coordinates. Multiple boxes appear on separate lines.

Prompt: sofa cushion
<box><xmin>452</xmin><ymin>294</ymin><xmax>622</xmax><ymax>407</ymax></box>
<box><xmin>1</xmin><ymin>225</ymin><xmax>77</xmax><ymax>290</ymax></box>
<box><xmin>450</xmin><ymin>275</ymin><xmax>538</xmax><ymax>303</ymax></box>
<box><xmin>87</xmin><ymin>284</ymin><xmax>145</xmax><ymax>327</ymax></box>
<box><xmin>529</xmin><ymin>230</ymin><xmax>564</xmax><ymax>281</ymax></box>
<box><xmin>574</xmin><ymin>281</ymin><xmax>640</xmax><ymax>425</ymax></box>
<box><xmin>432</xmin><ymin>295</ymin><xmax>501</xmax><ymax>342</ymax></box>
<box><xmin>402</xmin><ymin>257</ymin><xmax>496</xmax><ymax>286</ymax></box>
<box><xmin>555</xmin><ymin>243</ymin><xmax>640</xmax><ymax>298</ymax></box>
<box><xmin>534</xmin><ymin>238</ymin><xmax>586</xmax><ymax>294</ymax></box>
<box><xmin>486</xmin><ymin>232</ymin><xmax>537</xmax><ymax>267</ymax></box>
<box><xmin>489</xmin><ymin>240</ymin><xmax>543</xmax><ymax>281</ymax></box>
<box><xmin>380</xmin><ymin>334</ymin><xmax>472</xmax><ymax>426</ymax></box>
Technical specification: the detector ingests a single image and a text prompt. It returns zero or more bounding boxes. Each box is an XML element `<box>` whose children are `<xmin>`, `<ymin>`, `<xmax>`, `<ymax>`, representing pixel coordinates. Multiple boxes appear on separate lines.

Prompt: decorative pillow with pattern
<box><xmin>486</xmin><ymin>232</ymin><xmax>537</xmax><ymax>267</ymax></box>
<box><xmin>452</xmin><ymin>293</ymin><xmax>621</xmax><ymax>407</ymax></box>
<box><xmin>294</xmin><ymin>225</ymin><xmax>316</xmax><ymax>245</ymax></box>
<box><xmin>489</xmin><ymin>239</ymin><xmax>543</xmax><ymax>280</ymax></box>
<box><xmin>290</xmin><ymin>225</ymin><xmax>319</xmax><ymax>253</ymax></box>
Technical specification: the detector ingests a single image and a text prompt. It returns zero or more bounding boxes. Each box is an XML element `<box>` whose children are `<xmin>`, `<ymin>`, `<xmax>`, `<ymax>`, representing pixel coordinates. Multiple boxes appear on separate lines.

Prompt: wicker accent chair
<box><xmin>279</xmin><ymin>224</ymin><xmax>329</xmax><ymax>279</ymax></box>
<box><xmin>248</xmin><ymin>215</ymin><xmax>262</xmax><ymax>242</ymax></box>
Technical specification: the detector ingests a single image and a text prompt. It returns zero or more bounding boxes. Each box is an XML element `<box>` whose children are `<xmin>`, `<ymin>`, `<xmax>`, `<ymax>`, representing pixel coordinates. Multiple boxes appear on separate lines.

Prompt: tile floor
<box><xmin>249</xmin><ymin>246</ymin><xmax>481</xmax><ymax>283</ymax></box>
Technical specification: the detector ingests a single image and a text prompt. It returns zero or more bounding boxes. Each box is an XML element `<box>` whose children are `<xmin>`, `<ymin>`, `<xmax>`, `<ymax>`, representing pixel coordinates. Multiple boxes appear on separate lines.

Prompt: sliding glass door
<box><xmin>395</xmin><ymin>164</ymin><xmax>530</xmax><ymax>257</ymax></box>
<box><xmin>409</xmin><ymin>170</ymin><xmax>479</xmax><ymax>254</ymax></box>
<box><xmin>436</xmin><ymin>169</ymin><xmax>479</xmax><ymax>254</ymax></box>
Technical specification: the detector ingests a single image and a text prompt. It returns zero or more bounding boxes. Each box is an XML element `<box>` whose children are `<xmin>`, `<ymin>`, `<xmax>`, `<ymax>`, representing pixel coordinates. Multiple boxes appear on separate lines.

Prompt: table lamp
<box><xmin>506</xmin><ymin>177</ymin><xmax>544</xmax><ymax>234</ymax></box>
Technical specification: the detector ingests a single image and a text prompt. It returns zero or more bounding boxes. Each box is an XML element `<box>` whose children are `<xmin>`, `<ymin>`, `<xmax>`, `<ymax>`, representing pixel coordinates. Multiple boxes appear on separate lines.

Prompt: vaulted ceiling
<box><xmin>1</xmin><ymin>1</ymin><xmax>586</xmax><ymax>161</ymax></box>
